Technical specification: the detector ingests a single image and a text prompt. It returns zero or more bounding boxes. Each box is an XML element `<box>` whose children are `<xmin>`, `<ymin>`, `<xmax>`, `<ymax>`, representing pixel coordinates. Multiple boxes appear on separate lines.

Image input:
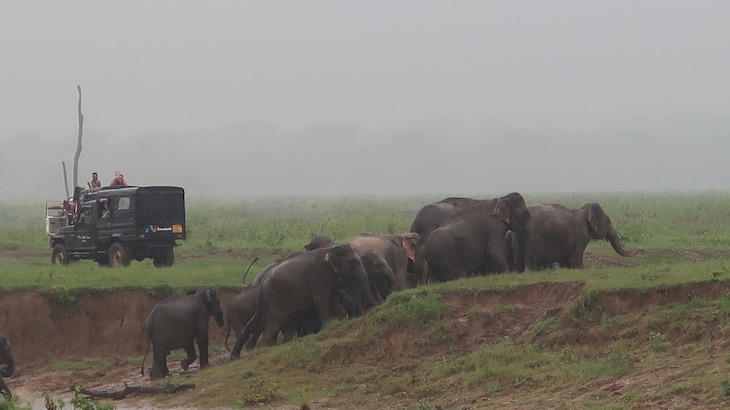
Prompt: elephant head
<box><xmin>303</xmin><ymin>235</ymin><xmax>335</xmax><ymax>251</ymax></box>
<box><xmin>324</xmin><ymin>244</ymin><xmax>380</xmax><ymax>310</ymax></box>
<box><xmin>581</xmin><ymin>203</ymin><xmax>641</xmax><ymax>257</ymax></box>
<box><xmin>360</xmin><ymin>251</ymin><xmax>397</xmax><ymax>303</ymax></box>
<box><xmin>492</xmin><ymin>192</ymin><xmax>533</xmax><ymax>271</ymax></box>
<box><xmin>199</xmin><ymin>287</ymin><xmax>225</xmax><ymax>328</ymax></box>
<box><xmin>400</xmin><ymin>232</ymin><xmax>428</xmax><ymax>285</ymax></box>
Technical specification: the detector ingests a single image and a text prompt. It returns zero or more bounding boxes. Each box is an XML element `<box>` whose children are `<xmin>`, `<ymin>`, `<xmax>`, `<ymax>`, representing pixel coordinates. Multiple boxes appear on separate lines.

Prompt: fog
<box><xmin>2</xmin><ymin>2</ymin><xmax>729</xmax><ymax>201</ymax></box>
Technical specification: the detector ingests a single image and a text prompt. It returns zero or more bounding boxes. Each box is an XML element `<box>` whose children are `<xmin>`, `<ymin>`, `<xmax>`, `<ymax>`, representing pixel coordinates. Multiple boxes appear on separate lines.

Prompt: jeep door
<box><xmin>96</xmin><ymin>198</ymin><xmax>112</xmax><ymax>251</ymax></box>
<box><xmin>72</xmin><ymin>202</ymin><xmax>98</xmax><ymax>252</ymax></box>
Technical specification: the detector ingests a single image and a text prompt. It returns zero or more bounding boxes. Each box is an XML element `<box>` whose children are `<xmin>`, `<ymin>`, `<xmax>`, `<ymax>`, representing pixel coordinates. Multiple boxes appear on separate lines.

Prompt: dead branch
<box><xmin>78</xmin><ymin>382</ymin><xmax>195</xmax><ymax>400</ymax></box>
<box><xmin>73</xmin><ymin>85</ymin><xmax>84</xmax><ymax>188</ymax></box>
<box><xmin>62</xmin><ymin>161</ymin><xmax>70</xmax><ymax>199</ymax></box>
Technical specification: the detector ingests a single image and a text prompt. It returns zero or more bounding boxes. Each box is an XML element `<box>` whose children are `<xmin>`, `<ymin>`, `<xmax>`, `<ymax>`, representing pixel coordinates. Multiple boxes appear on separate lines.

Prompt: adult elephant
<box><xmin>0</xmin><ymin>334</ymin><xmax>15</xmax><ymax>399</ymax></box>
<box><xmin>141</xmin><ymin>287</ymin><xmax>225</xmax><ymax>380</ymax></box>
<box><xmin>525</xmin><ymin>203</ymin><xmax>641</xmax><ymax>269</ymax></box>
<box><xmin>348</xmin><ymin>232</ymin><xmax>427</xmax><ymax>290</ymax></box>
<box><xmin>425</xmin><ymin>192</ymin><xmax>533</xmax><ymax>282</ymax></box>
<box><xmin>302</xmin><ymin>236</ymin><xmax>398</xmax><ymax>303</ymax></box>
<box><xmin>240</xmin><ymin>244</ymin><xmax>378</xmax><ymax>347</ymax></box>
<box><xmin>226</xmin><ymin>285</ymin><xmax>358</xmax><ymax>359</ymax></box>
<box><xmin>410</xmin><ymin>197</ymin><xmax>478</xmax><ymax>244</ymax></box>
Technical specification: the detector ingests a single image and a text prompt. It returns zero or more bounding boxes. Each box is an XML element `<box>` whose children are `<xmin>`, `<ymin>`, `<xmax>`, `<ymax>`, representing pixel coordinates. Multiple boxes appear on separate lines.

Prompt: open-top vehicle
<box><xmin>48</xmin><ymin>186</ymin><xmax>186</xmax><ymax>267</ymax></box>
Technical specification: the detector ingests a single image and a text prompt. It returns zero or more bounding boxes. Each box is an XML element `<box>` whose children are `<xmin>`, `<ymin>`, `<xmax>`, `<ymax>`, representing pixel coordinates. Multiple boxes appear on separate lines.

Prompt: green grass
<box><xmin>2</xmin><ymin>192</ymin><xmax>730</xmax><ymax>408</ymax></box>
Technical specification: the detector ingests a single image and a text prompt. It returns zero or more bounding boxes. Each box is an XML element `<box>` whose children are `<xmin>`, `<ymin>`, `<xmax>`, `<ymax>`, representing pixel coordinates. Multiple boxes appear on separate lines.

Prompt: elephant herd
<box><xmin>140</xmin><ymin>192</ymin><xmax>641</xmax><ymax>380</ymax></box>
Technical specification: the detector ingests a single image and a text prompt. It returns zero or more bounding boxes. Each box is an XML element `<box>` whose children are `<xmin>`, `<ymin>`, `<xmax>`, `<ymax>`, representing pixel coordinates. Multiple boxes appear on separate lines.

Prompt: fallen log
<box><xmin>78</xmin><ymin>382</ymin><xmax>195</xmax><ymax>400</ymax></box>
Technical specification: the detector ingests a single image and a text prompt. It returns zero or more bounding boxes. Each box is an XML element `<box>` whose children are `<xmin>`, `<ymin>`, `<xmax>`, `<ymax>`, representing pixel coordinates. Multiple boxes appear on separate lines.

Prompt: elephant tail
<box><xmin>241</xmin><ymin>257</ymin><xmax>260</xmax><ymax>286</ymax></box>
<box><xmin>224</xmin><ymin>320</ymin><xmax>232</xmax><ymax>352</ymax></box>
<box><xmin>141</xmin><ymin>340</ymin><xmax>151</xmax><ymax>376</ymax></box>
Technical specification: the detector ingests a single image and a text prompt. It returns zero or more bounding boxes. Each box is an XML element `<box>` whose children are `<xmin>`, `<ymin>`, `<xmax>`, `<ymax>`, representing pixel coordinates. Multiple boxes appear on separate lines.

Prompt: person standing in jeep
<box><xmin>87</xmin><ymin>172</ymin><xmax>101</xmax><ymax>189</ymax></box>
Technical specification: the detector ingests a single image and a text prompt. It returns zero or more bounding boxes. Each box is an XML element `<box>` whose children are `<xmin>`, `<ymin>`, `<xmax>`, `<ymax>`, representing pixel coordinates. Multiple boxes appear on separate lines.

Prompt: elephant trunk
<box><xmin>360</xmin><ymin>270</ymin><xmax>381</xmax><ymax>310</ymax></box>
<box><xmin>383</xmin><ymin>269</ymin><xmax>397</xmax><ymax>298</ymax></box>
<box><xmin>607</xmin><ymin>228</ymin><xmax>641</xmax><ymax>257</ymax></box>
<box><xmin>1</xmin><ymin>358</ymin><xmax>15</xmax><ymax>378</ymax></box>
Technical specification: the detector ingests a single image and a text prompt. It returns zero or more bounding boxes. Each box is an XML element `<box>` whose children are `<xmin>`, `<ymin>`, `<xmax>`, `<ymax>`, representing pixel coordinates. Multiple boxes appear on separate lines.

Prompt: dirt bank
<box><xmin>0</xmin><ymin>289</ymin><xmax>240</xmax><ymax>364</ymax></box>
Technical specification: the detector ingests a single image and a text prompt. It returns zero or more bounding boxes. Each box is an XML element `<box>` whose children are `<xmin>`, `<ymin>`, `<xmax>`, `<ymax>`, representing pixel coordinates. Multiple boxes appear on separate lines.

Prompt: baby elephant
<box><xmin>142</xmin><ymin>287</ymin><xmax>225</xmax><ymax>380</ymax></box>
<box><xmin>0</xmin><ymin>334</ymin><xmax>15</xmax><ymax>398</ymax></box>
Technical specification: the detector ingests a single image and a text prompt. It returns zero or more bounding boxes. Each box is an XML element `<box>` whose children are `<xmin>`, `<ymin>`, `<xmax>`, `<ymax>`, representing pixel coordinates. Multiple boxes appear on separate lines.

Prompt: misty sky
<box><xmin>2</xmin><ymin>1</ymin><xmax>729</xmax><ymax>201</ymax></box>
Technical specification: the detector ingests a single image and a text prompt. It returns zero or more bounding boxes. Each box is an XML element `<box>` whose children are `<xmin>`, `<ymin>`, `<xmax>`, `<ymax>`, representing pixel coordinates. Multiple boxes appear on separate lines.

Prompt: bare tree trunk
<box><xmin>62</xmin><ymin>161</ymin><xmax>70</xmax><ymax>199</ymax></box>
<box><xmin>73</xmin><ymin>85</ymin><xmax>84</xmax><ymax>189</ymax></box>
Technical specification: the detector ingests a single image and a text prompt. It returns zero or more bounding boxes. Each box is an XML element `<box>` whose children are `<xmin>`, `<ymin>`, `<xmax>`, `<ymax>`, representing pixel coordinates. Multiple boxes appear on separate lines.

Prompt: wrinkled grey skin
<box><xmin>360</xmin><ymin>251</ymin><xmax>397</xmax><ymax>304</ymax></box>
<box><xmin>425</xmin><ymin>193</ymin><xmax>533</xmax><ymax>282</ymax></box>
<box><xmin>303</xmin><ymin>237</ymin><xmax>398</xmax><ymax>304</ymax></box>
<box><xmin>348</xmin><ymin>232</ymin><xmax>427</xmax><ymax>290</ymax></box>
<box><xmin>142</xmin><ymin>287</ymin><xmax>225</xmax><ymax>380</ymax></box>
<box><xmin>0</xmin><ymin>334</ymin><xmax>15</xmax><ymax>399</ymax></box>
<box><xmin>240</xmin><ymin>244</ymin><xmax>378</xmax><ymax>347</ymax></box>
<box><xmin>226</xmin><ymin>286</ymin><xmax>354</xmax><ymax>359</ymax></box>
<box><xmin>410</xmin><ymin>197</ymin><xmax>479</xmax><ymax>244</ymax></box>
<box><xmin>523</xmin><ymin>203</ymin><xmax>642</xmax><ymax>269</ymax></box>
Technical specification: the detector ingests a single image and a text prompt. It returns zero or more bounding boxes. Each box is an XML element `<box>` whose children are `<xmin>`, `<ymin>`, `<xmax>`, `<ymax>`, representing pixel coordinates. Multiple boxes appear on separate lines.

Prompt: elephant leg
<box><xmin>486</xmin><ymin>250</ymin><xmax>509</xmax><ymax>273</ymax></box>
<box><xmin>567</xmin><ymin>249</ymin><xmax>584</xmax><ymax>268</ymax></box>
<box><xmin>261</xmin><ymin>314</ymin><xmax>287</xmax><ymax>346</ymax></box>
<box><xmin>0</xmin><ymin>378</ymin><xmax>10</xmax><ymax>399</ymax></box>
<box><xmin>559</xmin><ymin>249</ymin><xmax>583</xmax><ymax>269</ymax></box>
<box><xmin>193</xmin><ymin>329</ymin><xmax>209</xmax><ymax>369</ymax></box>
<box><xmin>230</xmin><ymin>336</ymin><xmax>244</xmax><ymax>360</ymax></box>
<box><xmin>281</xmin><ymin>314</ymin><xmax>298</xmax><ymax>342</ymax></box>
<box><xmin>149</xmin><ymin>345</ymin><xmax>170</xmax><ymax>380</ymax></box>
<box><xmin>180</xmin><ymin>342</ymin><xmax>197</xmax><ymax>370</ymax></box>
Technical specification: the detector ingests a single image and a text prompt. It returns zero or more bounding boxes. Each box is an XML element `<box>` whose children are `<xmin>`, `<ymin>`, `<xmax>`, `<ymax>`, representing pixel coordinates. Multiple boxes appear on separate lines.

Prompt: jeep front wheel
<box><xmin>51</xmin><ymin>244</ymin><xmax>69</xmax><ymax>266</ymax></box>
<box><xmin>108</xmin><ymin>242</ymin><xmax>131</xmax><ymax>267</ymax></box>
<box><xmin>153</xmin><ymin>248</ymin><xmax>175</xmax><ymax>268</ymax></box>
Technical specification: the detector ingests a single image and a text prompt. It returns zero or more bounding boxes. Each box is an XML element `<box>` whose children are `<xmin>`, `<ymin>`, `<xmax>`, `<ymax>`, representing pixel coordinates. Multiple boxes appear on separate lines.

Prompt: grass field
<box><xmin>2</xmin><ymin>192</ymin><xmax>729</xmax><ymax>291</ymax></box>
<box><xmin>1</xmin><ymin>191</ymin><xmax>729</xmax><ymax>409</ymax></box>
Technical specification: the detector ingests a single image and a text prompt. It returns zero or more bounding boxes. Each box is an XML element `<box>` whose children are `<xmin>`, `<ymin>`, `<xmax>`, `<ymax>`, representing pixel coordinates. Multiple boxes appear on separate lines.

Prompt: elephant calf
<box><xmin>0</xmin><ymin>334</ymin><xmax>15</xmax><ymax>398</ymax></box>
<box><xmin>142</xmin><ymin>287</ymin><xmax>225</xmax><ymax>380</ymax></box>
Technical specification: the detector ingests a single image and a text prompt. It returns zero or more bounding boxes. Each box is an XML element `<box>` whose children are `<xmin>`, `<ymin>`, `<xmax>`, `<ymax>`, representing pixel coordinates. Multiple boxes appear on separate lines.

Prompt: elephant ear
<box><xmin>491</xmin><ymin>200</ymin><xmax>512</xmax><ymax>226</ymax></box>
<box><xmin>584</xmin><ymin>203</ymin><xmax>607</xmax><ymax>238</ymax></box>
<box><xmin>400</xmin><ymin>233</ymin><xmax>421</xmax><ymax>262</ymax></box>
<box><xmin>323</xmin><ymin>248</ymin><xmax>341</xmax><ymax>274</ymax></box>
<box><xmin>202</xmin><ymin>288</ymin><xmax>216</xmax><ymax>310</ymax></box>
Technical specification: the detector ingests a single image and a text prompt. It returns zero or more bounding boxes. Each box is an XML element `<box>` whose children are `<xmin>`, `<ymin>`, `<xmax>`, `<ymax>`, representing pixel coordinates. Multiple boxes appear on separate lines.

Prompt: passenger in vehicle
<box><xmin>87</xmin><ymin>172</ymin><xmax>102</xmax><ymax>189</ymax></box>
<box><xmin>110</xmin><ymin>172</ymin><xmax>128</xmax><ymax>187</ymax></box>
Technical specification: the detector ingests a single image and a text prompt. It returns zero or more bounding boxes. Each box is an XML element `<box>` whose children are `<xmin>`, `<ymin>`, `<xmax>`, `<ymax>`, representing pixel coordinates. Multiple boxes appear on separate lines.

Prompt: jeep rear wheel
<box><xmin>108</xmin><ymin>242</ymin><xmax>131</xmax><ymax>267</ymax></box>
<box><xmin>51</xmin><ymin>244</ymin><xmax>69</xmax><ymax>266</ymax></box>
<box><xmin>153</xmin><ymin>249</ymin><xmax>175</xmax><ymax>268</ymax></box>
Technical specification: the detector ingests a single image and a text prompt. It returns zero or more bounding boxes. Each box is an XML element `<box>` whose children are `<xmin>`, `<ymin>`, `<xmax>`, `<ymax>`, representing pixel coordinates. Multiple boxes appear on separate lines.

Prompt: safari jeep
<box><xmin>48</xmin><ymin>186</ymin><xmax>186</xmax><ymax>267</ymax></box>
